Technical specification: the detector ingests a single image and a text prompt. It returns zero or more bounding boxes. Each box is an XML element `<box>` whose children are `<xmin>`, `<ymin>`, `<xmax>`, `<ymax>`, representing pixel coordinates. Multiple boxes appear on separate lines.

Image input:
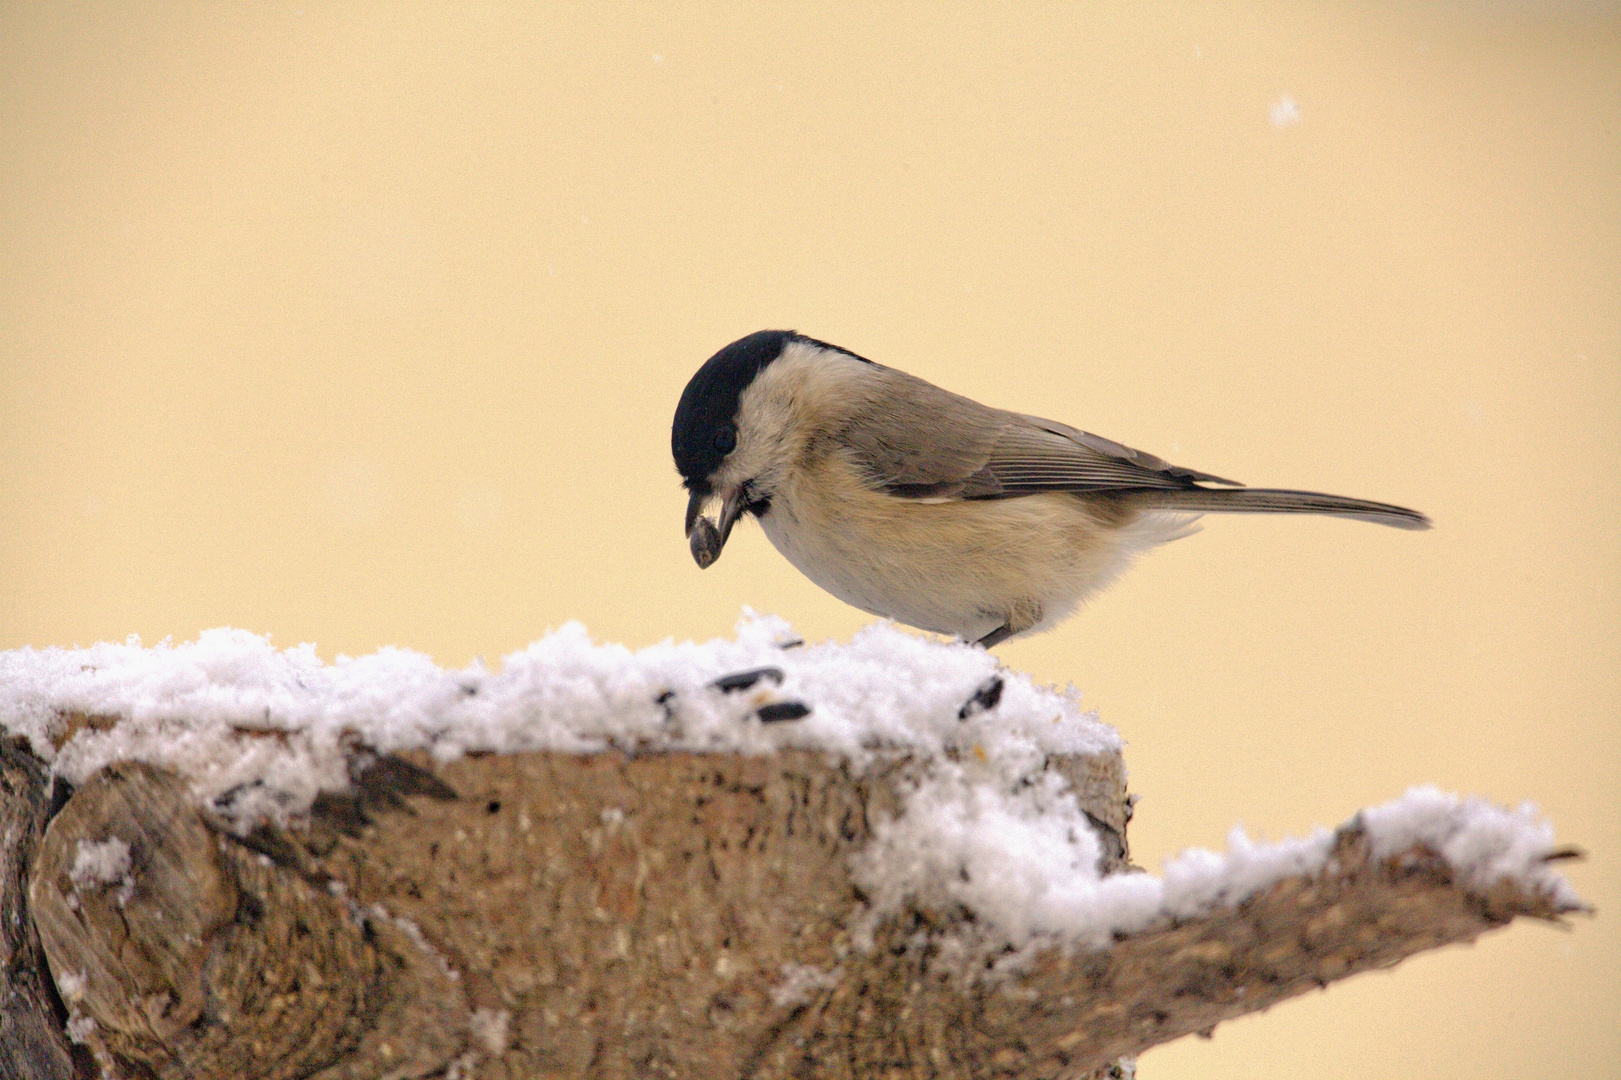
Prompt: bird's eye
<box><xmin>712</xmin><ymin>427</ymin><xmax>737</xmax><ymax>455</ymax></box>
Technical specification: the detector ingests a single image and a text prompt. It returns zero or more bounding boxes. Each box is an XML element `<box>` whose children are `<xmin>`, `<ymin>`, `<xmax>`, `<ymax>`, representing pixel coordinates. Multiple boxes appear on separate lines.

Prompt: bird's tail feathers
<box><xmin>1128</xmin><ymin>488</ymin><xmax>1431</xmax><ymax>530</ymax></box>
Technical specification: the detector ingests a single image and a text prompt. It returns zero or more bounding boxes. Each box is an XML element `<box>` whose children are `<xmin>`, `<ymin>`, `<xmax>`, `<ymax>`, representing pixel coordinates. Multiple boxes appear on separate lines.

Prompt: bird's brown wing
<box><xmin>843</xmin><ymin>368</ymin><xmax>1239</xmax><ymax>500</ymax></box>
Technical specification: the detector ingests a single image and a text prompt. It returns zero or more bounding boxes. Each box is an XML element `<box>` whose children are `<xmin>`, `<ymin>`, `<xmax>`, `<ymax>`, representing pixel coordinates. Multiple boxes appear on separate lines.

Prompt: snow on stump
<box><xmin>0</xmin><ymin>619</ymin><xmax>1585</xmax><ymax>1080</ymax></box>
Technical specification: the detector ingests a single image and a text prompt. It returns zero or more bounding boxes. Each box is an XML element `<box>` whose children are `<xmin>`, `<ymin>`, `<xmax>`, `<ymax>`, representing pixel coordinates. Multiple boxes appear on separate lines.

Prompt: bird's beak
<box><xmin>685</xmin><ymin>486</ymin><xmax>747</xmax><ymax>569</ymax></box>
<box><xmin>683</xmin><ymin>489</ymin><xmax>707</xmax><ymax>538</ymax></box>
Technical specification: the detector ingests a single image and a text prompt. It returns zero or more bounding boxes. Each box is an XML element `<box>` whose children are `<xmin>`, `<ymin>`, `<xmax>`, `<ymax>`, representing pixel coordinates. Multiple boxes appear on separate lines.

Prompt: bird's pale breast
<box><xmin>756</xmin><ymin>452</ymin><xmax>1194</xmax><ymax>640</ymax></box>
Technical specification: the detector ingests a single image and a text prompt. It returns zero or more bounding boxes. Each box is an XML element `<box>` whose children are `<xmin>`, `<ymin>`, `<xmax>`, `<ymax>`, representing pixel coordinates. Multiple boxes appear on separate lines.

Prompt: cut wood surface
<box><xmin>3</xmin><ymin>735</ymin><xmax>1579</xmax><ymax>1080</ymax></box>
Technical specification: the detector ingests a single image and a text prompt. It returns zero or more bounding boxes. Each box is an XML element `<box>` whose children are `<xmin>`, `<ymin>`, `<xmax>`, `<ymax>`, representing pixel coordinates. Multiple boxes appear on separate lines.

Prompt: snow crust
<box><xmin>0</xmin><ymin>614</ymin><xmax>1112</xmax><ymax>824</ymax></box>
<box><xmin>0</xmin><ymin>615</ymin><xmax>1578</xmax><ymax>953</ymax></box>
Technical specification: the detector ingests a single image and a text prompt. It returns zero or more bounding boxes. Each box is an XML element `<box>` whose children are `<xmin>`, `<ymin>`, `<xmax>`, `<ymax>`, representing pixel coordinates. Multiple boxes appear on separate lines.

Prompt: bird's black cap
<box><xmin>671</xmin><ymin>330</ymin><xmax>794</xmax><ymax>490</ymax></box>
<box><xmin>672</xmin><ymin>330</ymin><xmax>875</xmax><ymax>491</ymax></box>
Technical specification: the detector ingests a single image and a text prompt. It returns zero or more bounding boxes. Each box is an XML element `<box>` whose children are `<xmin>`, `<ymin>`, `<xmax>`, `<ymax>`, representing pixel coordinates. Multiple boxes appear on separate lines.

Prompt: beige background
<box><xmin>2</xmin><ymin>4</ymin><xmax>1616</xmax><ymax>1076</ymax></box>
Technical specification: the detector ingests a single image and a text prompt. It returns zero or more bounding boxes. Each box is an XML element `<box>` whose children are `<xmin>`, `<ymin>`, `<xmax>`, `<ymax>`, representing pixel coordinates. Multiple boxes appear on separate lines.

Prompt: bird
<box><xmin>671</xmin><ymin>330</ymin><xmax>1429</xmax><ymax>648</ymax></box>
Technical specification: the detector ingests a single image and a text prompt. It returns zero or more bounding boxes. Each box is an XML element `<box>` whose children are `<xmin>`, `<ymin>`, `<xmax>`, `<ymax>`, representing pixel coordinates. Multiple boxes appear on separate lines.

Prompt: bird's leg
<box><xmin>974</xmin><ymin>600</ymin><xmax>1041</xmax><ymax>649</ymax></box>
<box><xmin>975</xmin><ymin>625</ymin><xmax>1014</xmax><ymax>649</ymax></box>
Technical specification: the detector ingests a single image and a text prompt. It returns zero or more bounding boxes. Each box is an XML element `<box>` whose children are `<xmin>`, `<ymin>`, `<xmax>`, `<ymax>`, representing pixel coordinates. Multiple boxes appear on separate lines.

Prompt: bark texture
<box><xmin>1</xmin><ymin>727</ymin><xmax>1578</xmax><ymax>1080</ymax></box>
<box><xmin>0</xmin><ymin>737</ymin><xmax>89</xmax><ymax>1080</ymax></box>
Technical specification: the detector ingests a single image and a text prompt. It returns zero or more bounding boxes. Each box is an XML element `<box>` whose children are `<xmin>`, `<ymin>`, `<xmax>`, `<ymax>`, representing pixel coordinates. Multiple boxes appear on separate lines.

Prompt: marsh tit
<box><xmin>672</xmin><ymin>330</ymin><xmax>1428</xmax><ymax>648</ymax></box>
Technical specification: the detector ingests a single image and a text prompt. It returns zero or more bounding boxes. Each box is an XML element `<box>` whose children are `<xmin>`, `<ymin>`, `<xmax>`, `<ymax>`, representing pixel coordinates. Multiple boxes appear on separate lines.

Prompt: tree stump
<box><xmin>5</xmin><ymin>738</ymin><xmax>1578</xmax><ymax>1080</ymax></box>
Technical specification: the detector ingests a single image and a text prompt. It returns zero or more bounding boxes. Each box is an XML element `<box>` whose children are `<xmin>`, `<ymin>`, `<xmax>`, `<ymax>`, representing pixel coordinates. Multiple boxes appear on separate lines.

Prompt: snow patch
<box><xmin>469</xmin><ymin>1007</ymin><xmax>510</xmax><ymax>1055</ymax></box>
<box><xmin>70</xmin><ymin>836</ymin><xmax>137</xmax><ymax>906</ymax></box>
<box><xmin>856</xmin><ymin>775</ymin><xmax>1578</xmax><ymax>956</ymax></box>
<box><xmin>0</xmin><ymin>615</ymin><xmax>1578</xmax><ymax>957</ymax></box>
<box><xmin>55</xmin><ymin>969</ymin><xmax>88</xmax><ymax>1002</ymax></box>
<box><xmin>69</xmin><ymin>837</ymin><xmax>131</xmax><ymax>890</ymax></box>
<box><xmin>770</xmin><ymin>963</ymin><xmax>843</xmax><ymax>1008</ymax></box>
<box><xmin>1360</xmin><ymin>785</ymin><xmax>1584</xmax><ymax>910</ymax></box>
